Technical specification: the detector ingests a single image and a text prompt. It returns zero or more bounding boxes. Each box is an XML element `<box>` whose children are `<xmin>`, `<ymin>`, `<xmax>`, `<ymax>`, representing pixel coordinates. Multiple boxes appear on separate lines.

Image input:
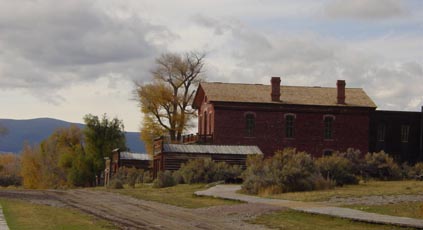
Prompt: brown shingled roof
<box><xmin>198</xmin><ymin>82</ymin><xmax>377</xmax><ymax>108</ymax></box>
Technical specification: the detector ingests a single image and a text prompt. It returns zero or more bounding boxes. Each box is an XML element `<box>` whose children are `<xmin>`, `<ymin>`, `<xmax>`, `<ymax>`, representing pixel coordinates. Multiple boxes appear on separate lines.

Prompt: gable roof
<box><xmin>194</xmin><ymin>82</ymin><xmax>376</xmax><ymax>108</ymax></box>
<box><xmin>163</xmin><ymin>144</ymin><xmax>263</xmax><ymax>155</ymax></box>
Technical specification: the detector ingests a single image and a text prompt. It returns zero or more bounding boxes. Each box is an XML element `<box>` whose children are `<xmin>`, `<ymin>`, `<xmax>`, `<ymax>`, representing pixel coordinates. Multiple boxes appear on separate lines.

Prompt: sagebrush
<box><xmin>177</xmin><ymin>158</ymin><xmax>242</xmax><ymax>184</ymax></box>
<box><xmin>242</xmin><ymin>148</ymin><xmax>333</xmax><ymax>195</ymax></box>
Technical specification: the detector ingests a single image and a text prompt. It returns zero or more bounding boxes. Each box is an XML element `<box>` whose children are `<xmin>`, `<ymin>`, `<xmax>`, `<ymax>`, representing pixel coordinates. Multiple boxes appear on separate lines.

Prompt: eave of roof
<box><xmin>163</xmin><ymin>144</ymin><xmax>263</xmax><ymax>155</ymax></box>
<box><xmin>120</xmin><ymin>152</ymin><xmax>151</xmax><ymax>161</ymax></box>
<box><xmin>198</xmin><ymin>82</ymin><xmax>377</xmax><ymax>108</ymax></box>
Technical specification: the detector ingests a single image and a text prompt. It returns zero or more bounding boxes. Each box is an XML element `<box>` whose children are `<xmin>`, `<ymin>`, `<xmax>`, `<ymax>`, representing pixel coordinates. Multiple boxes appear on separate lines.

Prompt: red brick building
<box><xmin>192</xmin><ymin>77</ymin><xmax>377</xmax><ymax>157</ymax></box>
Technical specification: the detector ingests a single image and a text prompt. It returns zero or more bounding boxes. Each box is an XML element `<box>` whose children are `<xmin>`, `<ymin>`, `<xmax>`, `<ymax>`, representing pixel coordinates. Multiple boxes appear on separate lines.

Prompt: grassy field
<box><xmin>254</xmin><ymin>180</ymin><xmax>423</xmax><ymax>226</ymax></box>
<box><xmin>346</xmin><ymin>202</ymin><xmax>423</xmax><ymax>220</ymax></box>
<box><xmin>0</xmin><ymin>198</ymin><xmax>116</xmax><ymax>230</ymax></box>
<box><xmin>103</xmin><ymin>184</ymin><xmax>240</xmax><ymax>208</ymax></box>
<box><xmin>264</xmin><ymin>180</ymin><xmax>423</xmax><ymax>202</ymax></box>
<box><xmin>99</xmin><ymin>181</ymin><xmax>423</xmax><ymax>229</ymax></box>
<box><xmin>251</xmin><ymin>210</ymin><xmax>417</xmax><ymax>230</ymax></box>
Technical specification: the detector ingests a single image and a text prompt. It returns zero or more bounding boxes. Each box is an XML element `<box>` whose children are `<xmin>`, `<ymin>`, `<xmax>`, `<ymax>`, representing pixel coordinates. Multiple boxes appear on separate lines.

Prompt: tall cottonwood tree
<box><xmin>136</xmin><ymin>52</ymin><xmax>205</xmax><ymax>153</ymax></box>
<box><xmin>84</xmin><ymin>114</ymin><xmax>126</xmax><ymax>183</ymax></box>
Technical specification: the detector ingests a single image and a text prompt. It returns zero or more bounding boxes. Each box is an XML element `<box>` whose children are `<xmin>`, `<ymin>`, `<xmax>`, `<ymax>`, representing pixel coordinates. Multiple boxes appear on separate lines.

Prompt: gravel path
<box><xmin>0</xmin><ymin>189</ymin><xmax>280</xmax><ymax>230</ymax></box>
<box><xmin>196</xmin><ymin>185</ymin><xmax>423</xmax><ymax>229</ymax></box>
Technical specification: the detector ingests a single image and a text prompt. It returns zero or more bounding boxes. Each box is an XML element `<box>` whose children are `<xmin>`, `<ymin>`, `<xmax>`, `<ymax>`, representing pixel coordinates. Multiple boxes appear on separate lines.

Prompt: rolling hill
<box><xmin>0</xmin><ymin>118</ymin><xmax>145</xmax><ymax>153</ymax></box>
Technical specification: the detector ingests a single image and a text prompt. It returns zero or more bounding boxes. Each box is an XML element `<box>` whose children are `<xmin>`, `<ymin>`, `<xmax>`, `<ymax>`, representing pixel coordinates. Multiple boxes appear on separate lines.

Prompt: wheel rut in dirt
<box><xmin>0</xmin><ymin>189</ymin><xmax>273</xmax><ymax>230</ymax></box>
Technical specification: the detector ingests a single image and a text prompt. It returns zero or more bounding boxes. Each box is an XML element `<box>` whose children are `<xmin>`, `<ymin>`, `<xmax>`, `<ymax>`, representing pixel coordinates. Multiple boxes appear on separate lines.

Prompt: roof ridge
<box><xmin>202</xmin><ymin>82</ymin><xmax>265</xmax><ymax>86</ymax></box>
<box><xmin>202</xmin><ymin>82</ymin><xmax>363</xmax><ymax>89</ymax></box>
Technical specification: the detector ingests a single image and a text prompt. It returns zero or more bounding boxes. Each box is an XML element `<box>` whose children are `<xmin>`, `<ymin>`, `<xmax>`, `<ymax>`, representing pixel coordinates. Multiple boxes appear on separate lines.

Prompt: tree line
<box><xmin>0</xmin><ymin>51</ymin><xmax>205</xmax><ymax>188</ymax></box>
<box><xmin>0</xmin><ymin>114</ymin><xmax>126</xmax><ymax>189</ymax></box>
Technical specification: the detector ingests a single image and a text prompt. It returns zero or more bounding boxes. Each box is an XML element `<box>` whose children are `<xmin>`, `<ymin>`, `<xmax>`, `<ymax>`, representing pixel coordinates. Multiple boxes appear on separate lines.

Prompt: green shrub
<box><xmin>143</xmin><ymin>171</ymin><xmax>153</xmax><ymax>183</ymax></box>
<box><xmin>177</xmin><ymin>158</ymin><xmax>242</xmax><ymax>184</ymax></box>
<box><xmin>316</xmin><ymin>153</ymin><xmax>358</xmax><ymax>186</ymax></box>
<box><xmin>400</xmin><ymin>162</ymin><xmax>413</xmax><ymax>179</ymax></box>
<box><xmin>136</xmin><ymin>170</ymin><xmax>145</xmax><ymax>184</ymax></box>
<box><xmin>214</xmin><ymin>162</ymin><xmax>243</xmax><ymax>182</ymax></box>
<box><xmin>338</xmin><ymin>148</ymin><xmax>364</xmax><ymax>176</ymax></box>
<box><xmin>111</xmin><ymin>167</ymin><xmax>147</xmax><ymax>186</ymax></box>
<box><xmin>108</xmin><ymin>178</ymin><xmax>124</xmax><ymax>189</ymax></box>
<box><xmin>270</xmin><ymin>148</ymin><xmax>323</xmax><ymax>192</ymax></box>
<box><xmin>172</xmin><ymin>170</ymin><xmax>185</xmax><ymax>184</ymax></box>
<box><xmin>242</xmin><ymin>148</ymin><xmax>332</xmax><ymax>195</ymax></box>
<box><xmin>126</xmin><ymin>168</ymin><xmax>138</xmax><ymax>188</ymax></box>
<box><xmin>153</xmin><ymin>171</ymin><xmax>176</xmax><ymax>188</ymax></box>
<box><xmin>363</xmin><ymin>151</ymin><xmax>401</xmax><ymax>180</ymax></box>
<box><xmin>0</xmin><ymin>175</ymin><xmax>22</xmax><ymax>187</ymax></box>
<box><xmin>404</xmin><ymin>162</ymin><xmax>423</xmax><ymax>180</ymax></box>
<box><xmin>241</xmin><ymin>155</ymin><xmax>272</xmax><ymax>194</ymax></box>
<box><xmin>413</xmin><ymin>162</ymin><xmax>423</xmax><ymax>176</ymax></box>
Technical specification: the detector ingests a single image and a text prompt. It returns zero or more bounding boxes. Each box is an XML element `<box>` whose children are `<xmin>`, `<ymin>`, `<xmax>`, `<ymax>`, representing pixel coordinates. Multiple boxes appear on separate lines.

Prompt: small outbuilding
<box><xmin>153</xmin><ymin>142</ymin><xmax>262</xmax><ymax>178</ymax></box>
<box><xmin>104</xmin><ymin>149</ymin><xmax>152</xmax><ymax>186</ymax></box>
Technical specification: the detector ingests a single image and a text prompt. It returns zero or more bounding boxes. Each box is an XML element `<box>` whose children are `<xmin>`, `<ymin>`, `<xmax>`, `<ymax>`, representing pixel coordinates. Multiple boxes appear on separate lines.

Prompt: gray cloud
<box><xmin>0</xmin><ymin>0</ymin><xmax>170</xmax><ymax>102</ymax></box>
<box><xmin>323</xmin><ymin>0</ymin><xmax>407</xmax><ymax>20</ymax></box>
<box><xmin>0</xmin><ymin>0</ymin><xmax>421</xmax><ymax>113</ymax></box>
<box><xmin>193</xmin><ymin>15</ymin><xmax>423</xmax><ymax>112</ymax></box>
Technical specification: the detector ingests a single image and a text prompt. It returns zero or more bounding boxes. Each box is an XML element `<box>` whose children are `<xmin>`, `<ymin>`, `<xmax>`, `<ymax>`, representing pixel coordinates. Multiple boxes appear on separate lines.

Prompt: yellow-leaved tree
<box><xmin>21</xmin><ymin>125</ymin><xmax>91</xmax><ymax>188</ymax></box>
<box><xmin>136</xmin><ymin>52</ymin><xmax>205</xmax><ymax>155</ymax></box>
<box><xmin>0</xmin><ymin>153</ymin><xmax>21</xmax><ymax>186</ymax></box>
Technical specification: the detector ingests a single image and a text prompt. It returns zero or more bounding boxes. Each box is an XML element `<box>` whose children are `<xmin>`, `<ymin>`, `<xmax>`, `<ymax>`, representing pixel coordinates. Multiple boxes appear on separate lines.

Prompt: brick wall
<box><xmin>208</xmin><ymin>102</ymin><xmax>372</xmax><ymax>157</ymax></box>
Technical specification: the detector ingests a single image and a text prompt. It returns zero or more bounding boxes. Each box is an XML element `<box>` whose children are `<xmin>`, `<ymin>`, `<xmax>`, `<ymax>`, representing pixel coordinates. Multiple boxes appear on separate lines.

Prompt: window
<box><xmin>208</xmin><ymin>112</ymin><xmax>212</xmax><ymax>134</ymax></box>
<box><xmin>401</xmin><ymin>125</ymin><xmax>410</xmax><ymax>143</ymax></box>
<box><xmin>245</xmin><ymin>113</ymin><xmax>255</xmax><ymax>137</ymax></box>
<box><xmin>198</xmin><ymin>114</ymin><xmax>202</xmax><ymax>134</ymax></box>
<box><xmin>285</xmin><ymin>114</ymin><xmax>295</xmax><ymax>138</ymax></box>
<box><xmin>323</xmin><ymin>149</ymin><xmax>333</xmax><ymax>156</ymax></box>
<box><xmin>377</xmin><ymin>124</ymin><xmax>386</xmax><ymax>142</ymax></box>
<box><xmin>324</xmin><ymin>116</ymin><xmax>334</xmax><ymax>139</ymax></box>
<box><xmin>203</xmin><ymin>111</ymin><xmax>208</xmax><ymax>134</ymax></box>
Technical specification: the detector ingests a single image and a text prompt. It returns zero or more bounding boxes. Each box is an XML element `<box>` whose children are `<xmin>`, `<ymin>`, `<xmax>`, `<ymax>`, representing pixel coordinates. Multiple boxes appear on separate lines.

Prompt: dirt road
<box><xmin>0</xmin><ymin>189</ymin><xmax>282</xmax><ymax>230</ymax></box>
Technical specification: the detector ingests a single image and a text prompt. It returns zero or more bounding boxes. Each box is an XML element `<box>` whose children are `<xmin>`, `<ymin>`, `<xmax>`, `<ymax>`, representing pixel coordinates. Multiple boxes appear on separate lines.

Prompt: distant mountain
<box><xmin>0</xmin><ymin>118</ymin><xmax>145</xmax><ymax>154</ymax></box>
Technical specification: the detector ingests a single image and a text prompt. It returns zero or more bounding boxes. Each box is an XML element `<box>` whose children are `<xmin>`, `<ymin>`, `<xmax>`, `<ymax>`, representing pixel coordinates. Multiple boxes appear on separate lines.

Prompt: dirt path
<box><xmin>0</xmin><ymin>189</ymin><xmax>281</xmax><ymax>230</ymax></box>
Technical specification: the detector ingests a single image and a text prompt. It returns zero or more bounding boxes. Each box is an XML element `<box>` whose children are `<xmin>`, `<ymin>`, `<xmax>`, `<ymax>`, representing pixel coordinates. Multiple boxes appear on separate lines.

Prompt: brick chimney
<box><xmin>271</xmin><ymin>77</ymin><xmax>281</xmax><ymax>101</ymax></box>
<box><xmin>337</xmin><ymin>80</ymin><xmax>346</xmax><ymax>104</ymax></box>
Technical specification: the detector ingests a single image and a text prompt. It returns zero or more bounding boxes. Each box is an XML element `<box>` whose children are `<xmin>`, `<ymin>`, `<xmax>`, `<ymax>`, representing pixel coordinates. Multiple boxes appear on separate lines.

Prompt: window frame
<box><xmin>208</xmin><ymin>112</ymin><xmax>213</xmax><ymax>134</ymax></box>
<box><xmin>323</xmin><ymin>149</ymin><xmax>334</xmax><ymax>156</ymax></box>
<box><xmin>401</xmin><ymin>125</ymin><xmax>410</xmax><ymax>143</ymax></box>
<box><xmin>245</xmin><ymin>113</ymin><xmax>256</xmax><ymax>137</ymax></box>
<box><xmin>377</xmin><ymin>123</ymin><xmax>386</xmax><ymax>142</ymax></box>
<box><xmin>284</xmin><ymin>114</ymin><xmax>295</xmax><ymax>138</ymax></box>
<box><xmin>203</xmin><ymin>111</ymin><xmax>208</xmax><ymax>134</ymax></box>
<box><xmin>323</xmin><ymin>115</ymin><xmax>335</xmax><ymax>140</ymax></box>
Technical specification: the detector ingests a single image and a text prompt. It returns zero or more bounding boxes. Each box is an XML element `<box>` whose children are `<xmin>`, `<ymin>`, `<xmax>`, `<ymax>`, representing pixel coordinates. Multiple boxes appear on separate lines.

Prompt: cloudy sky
<box><xmin>0</xmin><ymin>0</ymin><xmax>422</xmax><ymax>132</ymax></box>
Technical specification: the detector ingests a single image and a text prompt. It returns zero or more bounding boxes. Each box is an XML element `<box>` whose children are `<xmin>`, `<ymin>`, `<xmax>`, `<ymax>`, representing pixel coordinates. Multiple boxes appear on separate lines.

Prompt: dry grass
<box><xmin>346</xmin><ymin>202</ymin><xmax>423</xmax><ymax>219</ymax></box>
<box><xmin>251</xmin><ymin>210</ymin><xmax>417</xmax><ymax>230</ymax></box>
<box><xmin>0</xmin><ymin>198</ymin><xmax>116</xmax><ymax>230</ymax></box>
<box><xmin>264</xmin><ymin>180</ymin><xmax>423</xmax><ymax>202</ymax></box>
<box><xmin>102</xmin><ymin>183</ymin><xmax>241</xmax><ymax>209</ymax></box>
